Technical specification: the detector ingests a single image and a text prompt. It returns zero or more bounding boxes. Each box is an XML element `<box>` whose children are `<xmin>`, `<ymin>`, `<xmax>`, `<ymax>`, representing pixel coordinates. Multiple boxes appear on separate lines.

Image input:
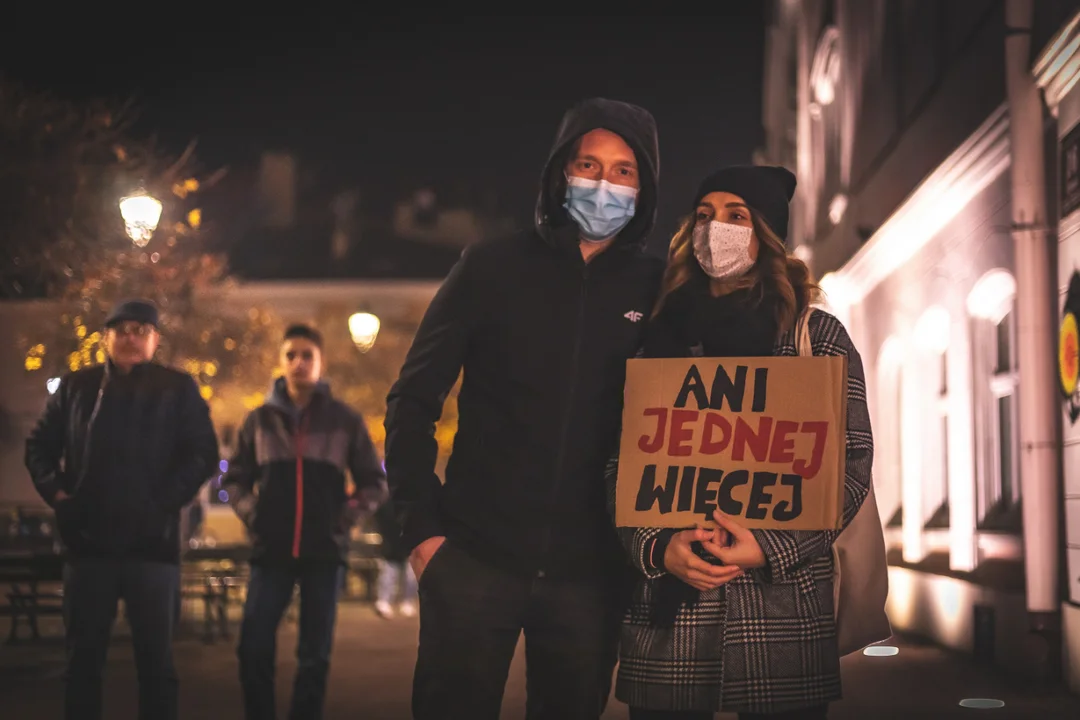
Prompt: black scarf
<box><xmin>645</xmin><ymin>274</ymin><xmax>778</xmax><ymax>628</ymax></box>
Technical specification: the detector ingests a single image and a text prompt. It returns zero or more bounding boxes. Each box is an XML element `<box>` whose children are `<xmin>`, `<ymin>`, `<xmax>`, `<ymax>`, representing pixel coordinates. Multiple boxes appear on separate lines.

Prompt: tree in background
<box><xmin>4</xmin><ymin>77</ymin><xmax>456</xmax><ymax>506</ymax></box>
<box><xmin>3</xmin><ymin>77</ymin><xmax>280</xmax><ymax>420</ymax></box>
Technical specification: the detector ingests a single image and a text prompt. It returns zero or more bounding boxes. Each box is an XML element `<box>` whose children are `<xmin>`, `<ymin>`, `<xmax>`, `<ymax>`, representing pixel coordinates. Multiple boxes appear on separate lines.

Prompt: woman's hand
<box><xmin>704</xmin><ymin>511</ymin><xmax>766</xmax><ymax>570</ymax></box>
<box><xmin>663</xmin><ymin>527</ymin><xmax>744</xmax><ymax>592</ymax></box>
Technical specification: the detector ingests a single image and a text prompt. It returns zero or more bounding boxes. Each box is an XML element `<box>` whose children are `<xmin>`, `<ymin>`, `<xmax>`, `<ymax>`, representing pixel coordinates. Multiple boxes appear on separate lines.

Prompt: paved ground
<box><xmin>2</xmin><ymin>602</ymin><xmax>1080</xmax><ymax>719</ymax></box>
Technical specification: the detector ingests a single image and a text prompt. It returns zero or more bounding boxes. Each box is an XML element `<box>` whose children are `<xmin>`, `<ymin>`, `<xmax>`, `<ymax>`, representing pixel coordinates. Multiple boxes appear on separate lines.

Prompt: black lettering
<box><xmin>746</xmin><ymin>471</ymin><xmax>777</xmax><ymax>520</ymax></box>
<box><xmin>751</xmin><ymin>367</ymin><xmax>769</xmax><ymax>412</ymax></box>
<box><xmin>675</xmin><ymin>365</ymin><xmax>710</xmax><ymax>410</ymax></box>
<box><xmin>677</xmin><ymin>465</ymin><xmax>696</xmax><ymax>512</ymax></box>
<box><xmin>716</xmin><ymin>469</ymin><xmax>748</xmax><ymax>515</ymax></box>
<box><xmin>772</xmin><ymin>473</ymin><xmax>804</xmax><ymax>521</ymax></box>
<box><xmin>709</xmin><ymin>364</ymin><xmax>748</xmax><ymax>411</ymax></box>
<box><xmin>694</xmin><ymin>467</ymin><xmax>723</xmax><ymax>519</ymax></box>
<box><xmin>635</xmin><ymin>464</ymin><xmax>678</xmax><ymax>513</ymax></box>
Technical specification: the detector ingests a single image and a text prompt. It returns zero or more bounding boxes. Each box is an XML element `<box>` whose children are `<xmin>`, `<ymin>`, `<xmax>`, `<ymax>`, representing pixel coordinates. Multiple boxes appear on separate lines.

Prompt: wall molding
<box><xmin>1034</xmin><ymin>10</ymin><xmax>1080</xmax><ymax>116</ymax></box>
<box><xmin>821</xmin><ymin>104</ymin><xmax>1012</xmax><ymax>307</ymax></box>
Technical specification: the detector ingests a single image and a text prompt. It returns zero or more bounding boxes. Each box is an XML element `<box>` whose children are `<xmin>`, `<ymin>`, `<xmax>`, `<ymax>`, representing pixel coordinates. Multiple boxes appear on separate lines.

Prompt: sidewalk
<box><xmin>826</xmin><ymin>635</ymin><xmax>1080</xmax><ymax>720</ymax></box>
<box><xmin>2</xmin><ymin>605</ymin><xmax>1079</xmax><ymax>719</ymax></box>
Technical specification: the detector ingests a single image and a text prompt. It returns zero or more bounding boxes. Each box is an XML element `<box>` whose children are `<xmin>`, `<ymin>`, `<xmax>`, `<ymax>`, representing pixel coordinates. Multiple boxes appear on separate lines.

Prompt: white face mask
<box><xmin>692</xmin><ymin>221</ymin><xmax>755</xmax><ymax>280</ymax></box>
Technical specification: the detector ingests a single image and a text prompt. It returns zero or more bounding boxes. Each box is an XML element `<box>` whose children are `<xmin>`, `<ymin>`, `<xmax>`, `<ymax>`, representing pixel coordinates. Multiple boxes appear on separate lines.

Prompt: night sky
<box><xmin>2</xmin><ymin>12</ymin><xmax>765</xmax><ymax>257</ymax></box>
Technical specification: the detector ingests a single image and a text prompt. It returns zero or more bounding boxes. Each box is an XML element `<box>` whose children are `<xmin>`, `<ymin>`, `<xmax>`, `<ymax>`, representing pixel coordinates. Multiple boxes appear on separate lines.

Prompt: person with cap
<box><xmin>610</xmin><ymin>166</ymin><xmax>874</xmax><ymax>719</ymax></box>
<box><xmin>384</xmin><ymin>97</ymin><xmax>664</xmax><ymax>719</ymax></box>
<box><xmin>24</xmin><ymin>298</ymin><xmax>220</xmax><ymax>720</ymax></box>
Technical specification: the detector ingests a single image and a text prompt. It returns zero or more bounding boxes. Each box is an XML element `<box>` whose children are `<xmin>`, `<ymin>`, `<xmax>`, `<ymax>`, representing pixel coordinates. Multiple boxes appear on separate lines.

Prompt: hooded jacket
<box><xmin>385</xmin><ymin>98</ymin><xmax>664</xmax><ymax>580</ymax></box>
<box><xmin>222</xmin><ymin>377</ymin><xmax>387</xmax><ymax>565</ymax></box>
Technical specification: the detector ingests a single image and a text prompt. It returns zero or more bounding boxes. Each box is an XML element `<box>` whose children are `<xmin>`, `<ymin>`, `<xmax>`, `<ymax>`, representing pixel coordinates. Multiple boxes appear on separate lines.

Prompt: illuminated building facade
<box><xmin>761</xmin><ymin>0</ymin><xmax>1080</xmax><ymax>690</ymax></box>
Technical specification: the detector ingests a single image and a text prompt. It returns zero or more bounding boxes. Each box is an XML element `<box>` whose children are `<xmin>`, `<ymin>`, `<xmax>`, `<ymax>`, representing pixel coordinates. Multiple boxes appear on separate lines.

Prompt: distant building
<box><xmin>761</xmin><ymin>0</ymin><xmax>1080</xmax><ymax>692</ymax></box>
<box><xmin>392</xmin><ymin>188</ymin><xmax>516</xmax><ymax>249</ymax></box>
<box><xmin>217</xmin><ymin>152</ymin><xmax>514</xmax><ymax>282</ymax></box>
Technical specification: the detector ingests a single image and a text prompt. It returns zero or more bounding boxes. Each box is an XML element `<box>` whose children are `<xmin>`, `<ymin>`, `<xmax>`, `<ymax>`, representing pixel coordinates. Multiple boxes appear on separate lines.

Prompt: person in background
<box><xmin>610</xmin><ymin>166</ymin><xmax>873</xmax><ymax>720</ymax></box>
<box><xmin>222</xmin><ymin>323</ymin><xmax>387</xmax><ymax>720</ymax></box>
<box><xmin>385</xmin><ymin>97</ymin><xmax>664</xmax><ymax>720</ymax></box>
<box><xmin>372</xmin><ymin>499</ymin><xmax>418</xmax><ymax>619</ymax></box>
<box><xmin>24</xmin><ymin>298</ymin><xmax>220</xmax><ymax>720</ymax></box>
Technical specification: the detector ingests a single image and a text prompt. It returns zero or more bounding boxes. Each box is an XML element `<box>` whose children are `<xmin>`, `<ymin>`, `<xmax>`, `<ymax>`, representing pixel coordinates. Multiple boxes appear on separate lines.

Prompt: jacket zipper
<box><xmin>536</xmin><ymin>266</ymin><xmax>589</xmax><ymax>578</ymax></box>
<box><xmin>292</xmin><ymin>410</ymin><xmax>309</xmax><ymax>559</ymax></box>
<box><xmin>73</xmin><ymin>382</ymin><xmax>107</xmax><ymax>496</ymax></box>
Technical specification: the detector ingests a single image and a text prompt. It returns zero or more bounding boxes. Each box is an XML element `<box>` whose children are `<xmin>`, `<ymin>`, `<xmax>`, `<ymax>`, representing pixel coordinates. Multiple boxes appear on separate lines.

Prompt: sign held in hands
<box><xmin>615</xmin><ymin>356</ymin><xmax>848</xmax><ymax>530</ymax></box>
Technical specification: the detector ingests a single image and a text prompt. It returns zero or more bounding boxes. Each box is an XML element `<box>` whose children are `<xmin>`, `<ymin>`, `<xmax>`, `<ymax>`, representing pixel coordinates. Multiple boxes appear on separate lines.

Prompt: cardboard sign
<box><xmin>615</xmin><ymin>356</ymin><xmax>848</xmax><ymax>531</ymax></box>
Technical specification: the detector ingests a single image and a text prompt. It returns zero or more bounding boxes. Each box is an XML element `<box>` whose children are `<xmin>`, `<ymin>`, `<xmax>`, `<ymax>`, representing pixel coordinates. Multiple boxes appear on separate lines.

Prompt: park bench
<box><xmin>180</xmin><ymin>547</ymin><xmax>250</xmax><ymax>645</ymax></box>
<box><xmin>0</xmin><ymin>552</ymin><xmax>65</xmax><ymax>644</ymax></box>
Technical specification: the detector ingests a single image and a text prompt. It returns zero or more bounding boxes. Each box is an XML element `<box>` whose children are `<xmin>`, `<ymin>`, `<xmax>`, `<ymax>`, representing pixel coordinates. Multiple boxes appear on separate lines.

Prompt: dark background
<box><xmin>0</xmin><ymin>11</ymin><xmax>767</xmax><ymax>257</ymax></box>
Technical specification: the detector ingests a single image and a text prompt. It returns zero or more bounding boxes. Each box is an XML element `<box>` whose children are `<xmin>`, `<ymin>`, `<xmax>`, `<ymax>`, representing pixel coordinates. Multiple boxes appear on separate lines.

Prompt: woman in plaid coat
<box><xmin>610</xmin><ymin>166</ymin><xmax>873</xmax><ymax>719</ymax></box>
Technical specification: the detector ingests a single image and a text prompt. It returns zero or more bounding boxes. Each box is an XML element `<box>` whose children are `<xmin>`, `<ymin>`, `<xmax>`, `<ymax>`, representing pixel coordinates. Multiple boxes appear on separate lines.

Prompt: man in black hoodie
<box><xmin>385</xmin><ymin>98</ymin><xmax>664</xmax><ymax>719</ymax></box>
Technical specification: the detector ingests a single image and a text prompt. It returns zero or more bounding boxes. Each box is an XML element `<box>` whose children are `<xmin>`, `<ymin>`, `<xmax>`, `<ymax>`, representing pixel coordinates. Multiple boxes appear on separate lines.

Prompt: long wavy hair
<box><xmin>652</xmin><ymin>208</ymin><xmax>821</xmax><ymax>335</ymax></box>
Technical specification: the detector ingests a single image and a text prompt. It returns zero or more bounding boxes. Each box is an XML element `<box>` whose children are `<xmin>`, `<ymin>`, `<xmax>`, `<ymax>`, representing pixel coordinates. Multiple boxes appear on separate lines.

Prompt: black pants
<box><xmin>237</xmin><ymin>562</ymin><xmax>344</xmax><ymax>720</ymax></box>
<box><xmin>412</xmin><ymin>541</ymin><xmax>625</xmax><ymax>720</ymax></box>
<box><xmin>63</xmin><ymin>558</ymin><xmax>180</xmax><ymax>720</ymax></box>
<box><xmin>629</xmin><ymin>705</ymin><xmax>829</xmax><ymax>719</ymax></box>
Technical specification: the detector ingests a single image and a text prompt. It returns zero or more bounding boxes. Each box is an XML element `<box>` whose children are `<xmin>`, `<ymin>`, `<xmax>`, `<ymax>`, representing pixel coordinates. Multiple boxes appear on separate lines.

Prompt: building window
<box><xmin>876</xmin><ymin>338</ymin><xmax>904</xmax><ymax>529</ymax></box>
<box><xmin>967</xmin><ymin>270</ymin><xmax>1020</xmax><ymax>530</ymax></box>
<box><xmin>925</xmin><ymin>349</ymin><xmax>951</xmax><ymax>529</ymax></box>
<box><xmin>914</xmin><ymin>306</ymin><xmax>951</xmax><ymax>530</ymax></box>
<box><xmin>810</xmin><ymin>26</ymin><xmax>842</xmax><ymax>110</ymax></box>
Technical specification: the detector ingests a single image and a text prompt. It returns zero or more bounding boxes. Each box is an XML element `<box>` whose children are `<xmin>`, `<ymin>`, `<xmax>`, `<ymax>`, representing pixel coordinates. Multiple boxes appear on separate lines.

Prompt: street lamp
<box><xmin>119</xmin><ymin>192</ymin><xmax>163</xmax><ymax>247</ymax></box>
<box><xmin>348</xmin><ymin>312</ymin><xmax>380</xmax><ymax>353</ymax></box>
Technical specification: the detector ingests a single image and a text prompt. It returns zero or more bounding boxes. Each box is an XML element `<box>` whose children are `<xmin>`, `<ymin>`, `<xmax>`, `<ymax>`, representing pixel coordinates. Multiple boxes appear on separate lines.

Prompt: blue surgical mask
<box><xmin>563</xmin><ymin>176</ymin><xmax>638</xmax><ymax>243</ymax></box>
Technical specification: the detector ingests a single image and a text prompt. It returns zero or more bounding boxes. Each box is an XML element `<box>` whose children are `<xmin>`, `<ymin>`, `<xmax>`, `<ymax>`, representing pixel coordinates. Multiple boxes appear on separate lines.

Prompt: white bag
<box><xmin>796</xmin><ymin>308</ymin><xmax>892</xmax><ymax>656</ymax></box>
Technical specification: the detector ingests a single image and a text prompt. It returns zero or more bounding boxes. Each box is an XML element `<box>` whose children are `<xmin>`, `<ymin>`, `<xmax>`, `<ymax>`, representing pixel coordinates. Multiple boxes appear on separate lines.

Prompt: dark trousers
<box><xmin>63</xmin><ymin>558</ymin><xmax>180</xmax><ymax>720</ymax></box>
<box><xmin>412</xmin><ymin>541</ymin><xmax>625</xmax><ymax>720</ymax></box>
<box><xmin>629</xmin><ymin>705</ymin><xmax>829</xmax><ymax>719</ymax></box>
<box><xmin>238</xmin><ymin>561</ymin><xmax>344</xmax><ymax>720</ymax></box>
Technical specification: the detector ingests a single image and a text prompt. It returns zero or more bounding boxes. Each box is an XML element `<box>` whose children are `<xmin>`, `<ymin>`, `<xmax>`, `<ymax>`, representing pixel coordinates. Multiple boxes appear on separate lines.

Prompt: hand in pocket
<box><xmin>410</xmin><ymin>536</ymin><xmax>447</xmax><ymax>582</ymax></box>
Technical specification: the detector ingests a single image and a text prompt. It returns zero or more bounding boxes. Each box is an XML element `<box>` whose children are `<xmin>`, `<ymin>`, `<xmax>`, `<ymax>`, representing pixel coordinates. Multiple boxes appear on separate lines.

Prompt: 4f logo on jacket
<box><xmin>624</xmin><ymin>310</ymin><xmax>643</xmax><ymax>323</ymax></box>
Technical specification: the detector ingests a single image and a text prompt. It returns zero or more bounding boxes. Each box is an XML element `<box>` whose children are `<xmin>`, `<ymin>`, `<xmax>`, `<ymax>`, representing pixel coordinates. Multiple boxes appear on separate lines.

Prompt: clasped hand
<box><xmin>662</xmin><ymin>510</ymin><xmax>767</xmax><ymax>592</ymax></box>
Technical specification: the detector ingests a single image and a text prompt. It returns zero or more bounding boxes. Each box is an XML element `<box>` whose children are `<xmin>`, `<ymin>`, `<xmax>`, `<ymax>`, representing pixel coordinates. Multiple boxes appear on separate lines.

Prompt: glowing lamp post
<box><xmin>348</xmin><ymin>312</ymin><xmax>380</xmax><ymax>353</ymax></box>
<box><xmin>119</xmin><ymin>193</ymin><xmax>163</xmax><ymax>247</ymax></box>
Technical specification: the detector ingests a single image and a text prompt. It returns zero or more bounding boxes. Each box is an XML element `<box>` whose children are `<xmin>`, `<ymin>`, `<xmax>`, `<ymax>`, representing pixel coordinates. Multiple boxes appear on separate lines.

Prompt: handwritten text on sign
<box><xmin>615</xmin><ymin>356</ymin><xmax>848</xmax><ymax>530</ymax></box>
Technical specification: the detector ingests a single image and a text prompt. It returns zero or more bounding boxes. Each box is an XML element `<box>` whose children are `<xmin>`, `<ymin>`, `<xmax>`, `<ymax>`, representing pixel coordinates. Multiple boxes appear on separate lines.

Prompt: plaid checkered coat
<box><xmin>608</xmin><ymin>309</ymin><xmax>874</xmax><ymax>714</ymax></box>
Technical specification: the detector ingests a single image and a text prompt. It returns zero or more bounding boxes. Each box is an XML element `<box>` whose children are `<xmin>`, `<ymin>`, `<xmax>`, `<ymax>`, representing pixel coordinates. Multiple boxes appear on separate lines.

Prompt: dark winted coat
<box><xmin>609</xmin><ymin>309</ymin><xmax>874</xmax><ymax>714</ymax></box>
<box><xmin>24</xmin><ymin>361</ymin><xmax>219</xmax><ymax>564</ymax></box>
<box><xmin>222</xmin><ymin>378</ymin><xmax>387</xmax><ymax>565</ymax></box>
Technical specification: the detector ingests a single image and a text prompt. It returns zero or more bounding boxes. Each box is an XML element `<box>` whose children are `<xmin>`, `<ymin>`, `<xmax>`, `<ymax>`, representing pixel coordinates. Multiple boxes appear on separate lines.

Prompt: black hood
<box><xmin>534</xmin><ymin>97</ymin><xmax>659</xmax><ymax>250</ymax></box>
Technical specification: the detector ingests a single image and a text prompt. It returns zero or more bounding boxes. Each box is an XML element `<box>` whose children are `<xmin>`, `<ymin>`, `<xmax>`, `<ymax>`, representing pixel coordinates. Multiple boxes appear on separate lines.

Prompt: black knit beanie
<box><xmin>693</xmin><ymin>165</ymin><xmax>797</xmax><ymax>240</ymax></box>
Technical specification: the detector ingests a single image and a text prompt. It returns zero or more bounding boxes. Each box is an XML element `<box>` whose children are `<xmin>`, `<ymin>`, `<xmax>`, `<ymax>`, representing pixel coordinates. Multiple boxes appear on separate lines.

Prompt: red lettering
<box><xmin>768</xmin><ymin>420</ymin><xmax>799</xmax><ymax>463</ymax></box>
<box><xmin>731</xmin><ymin>416</ymin><xmax>773</xmax><ymax>462</ymax></box>
<box><xmin>793</xmin><ymin>421</ymin><xmax>829</xmax><ymax>479</ymax></box>
<box><xmin>667</xmin><ymin>409</ymin><xmax>699</xmax><ymax>456</ymax></box>
<box><xmin>638</xmin><ymin>408</ymin><xmax>667</xmax><ymax>453</ymax></box>
<box><xmin>699</xmin><ymin>412</ymin><xmax>732</xmax><ymax>454</ymax></box>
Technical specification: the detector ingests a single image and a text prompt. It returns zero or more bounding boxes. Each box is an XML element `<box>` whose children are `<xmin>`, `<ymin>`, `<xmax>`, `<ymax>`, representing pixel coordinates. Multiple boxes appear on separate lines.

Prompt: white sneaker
<box><xmin>374</xmin><ymin>600</ymin><xmax>395</xmax><ymax>619</ymax></box>
<box><xmin>399</xmin><ymin>602</ymin><xmax>417</xmax><ymax>618</ymax></box>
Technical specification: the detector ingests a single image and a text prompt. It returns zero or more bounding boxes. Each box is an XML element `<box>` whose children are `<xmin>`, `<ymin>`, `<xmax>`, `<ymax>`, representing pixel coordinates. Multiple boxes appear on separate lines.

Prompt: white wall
<box><xmin>887</xmin><ymin>567</ymin><xmax>1030</xmax><ymax>676</ymax></box>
